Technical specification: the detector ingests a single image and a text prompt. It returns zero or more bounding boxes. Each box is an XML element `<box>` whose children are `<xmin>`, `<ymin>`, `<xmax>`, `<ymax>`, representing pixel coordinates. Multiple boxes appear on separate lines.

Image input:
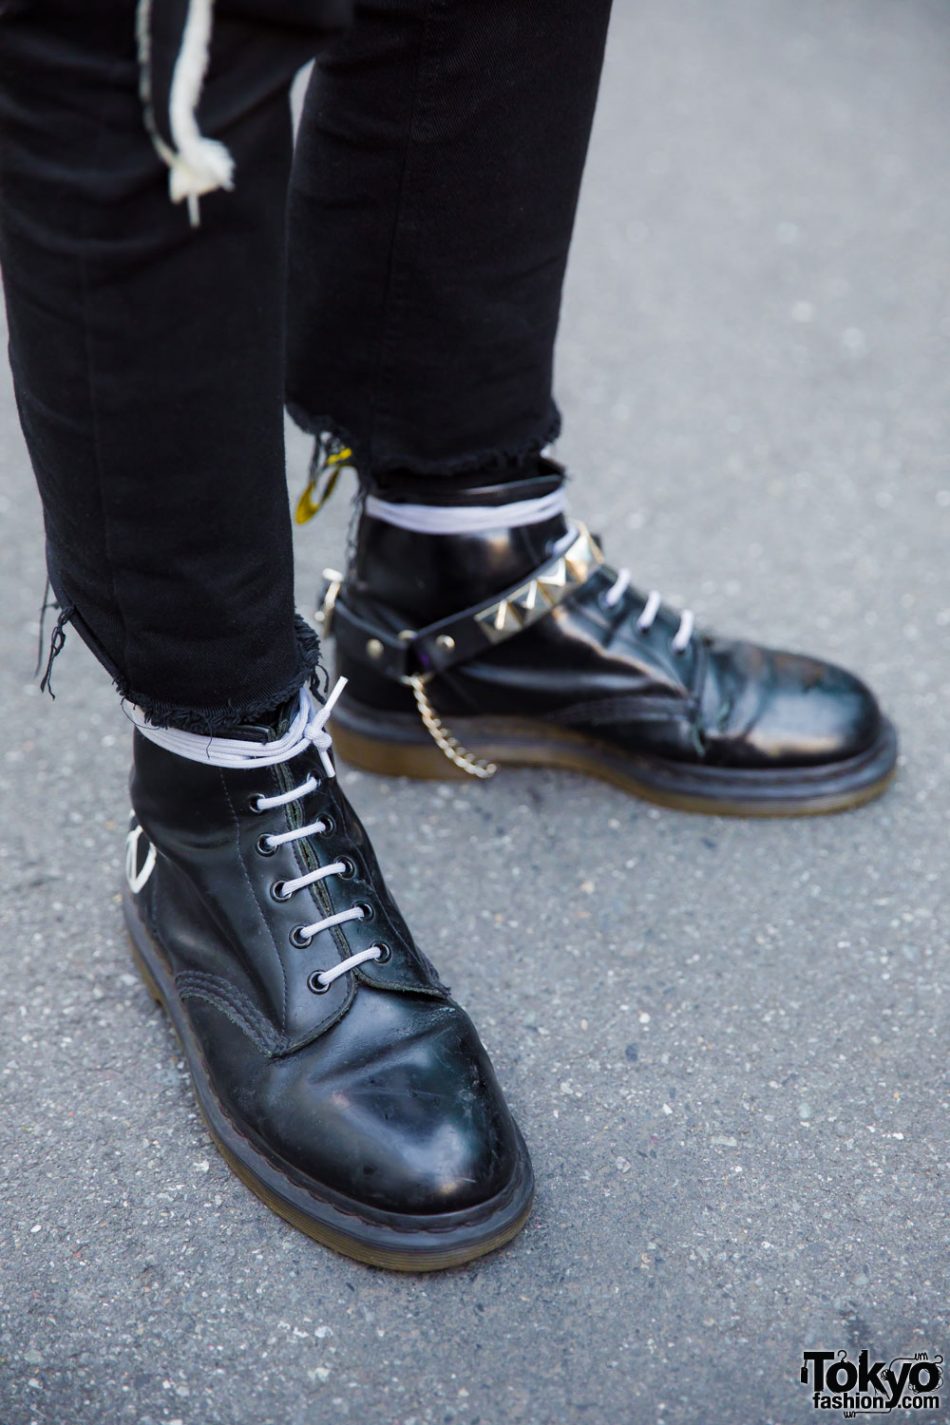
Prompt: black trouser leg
<box><xmin>0</xmin><ymin>4</ymin><xmax>326</xmax><ymax>728</ymax></box>
<box><xmin>286</xmin><ymin>0</ymin><xmax>613</xmax><ymax>486</ymax></box>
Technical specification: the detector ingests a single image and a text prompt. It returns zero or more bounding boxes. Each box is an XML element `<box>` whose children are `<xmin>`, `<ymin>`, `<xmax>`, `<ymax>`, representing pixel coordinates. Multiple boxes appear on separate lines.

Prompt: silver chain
<box><xmin>409</xmin><ymin>676</ymin><xmax>497</xmax><ymax>780</ymax></box>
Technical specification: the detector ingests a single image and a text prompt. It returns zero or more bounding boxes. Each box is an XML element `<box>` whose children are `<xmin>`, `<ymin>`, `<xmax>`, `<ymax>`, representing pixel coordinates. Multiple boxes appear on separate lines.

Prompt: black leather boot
<box><xmin>322</xmin><ymin>465</ymin><xmax>897</xmax><ymax>815</ymax></box>
<box><xmin>123</xmin><ymin>683</ymin><xmax>533</xmax><ymax>1269</ymax></box>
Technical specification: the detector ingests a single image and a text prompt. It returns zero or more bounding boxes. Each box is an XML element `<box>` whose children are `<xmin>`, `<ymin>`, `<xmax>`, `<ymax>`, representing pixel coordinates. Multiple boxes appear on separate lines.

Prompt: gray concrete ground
<box><xmin>1</xmin><ymin>2</ymin><xmax>948</xmax><ymax>1422</ymax></box>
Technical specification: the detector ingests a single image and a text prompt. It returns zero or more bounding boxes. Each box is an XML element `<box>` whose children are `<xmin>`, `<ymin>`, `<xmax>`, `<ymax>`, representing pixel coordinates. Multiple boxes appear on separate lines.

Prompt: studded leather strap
<box><xmin>327</xmin><ymin>523</ymin><xmax>605</xmax><ymax>684</ymax></box>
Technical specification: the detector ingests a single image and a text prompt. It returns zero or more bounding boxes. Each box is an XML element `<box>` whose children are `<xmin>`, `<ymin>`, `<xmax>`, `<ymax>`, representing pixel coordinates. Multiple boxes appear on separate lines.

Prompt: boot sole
<box><xmin>330</xmin><ymin>696</ymin><xmax>898</xmax><ymax>818</ymax></box>
<box><xmin>124</xmin><ymin>889</ymin><xmax>534</xmax><ymax>1271</ymax></box>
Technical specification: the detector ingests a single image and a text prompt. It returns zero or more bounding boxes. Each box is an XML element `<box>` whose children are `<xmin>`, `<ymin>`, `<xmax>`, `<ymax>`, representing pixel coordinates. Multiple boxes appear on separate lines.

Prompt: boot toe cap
<box><xmin>251</xmin><ymin>992</ymin><xmax>524</xmax><ymax>1217</ymax></box>
<box><xmin>748</xmin><ymin>653</ymin><xmax>882</xmax><ymax>765</ymax></box>
<box><xmin>707</xmin><ymin>642</ymin><xmax>885</xmax><ymax>768</ymax></box>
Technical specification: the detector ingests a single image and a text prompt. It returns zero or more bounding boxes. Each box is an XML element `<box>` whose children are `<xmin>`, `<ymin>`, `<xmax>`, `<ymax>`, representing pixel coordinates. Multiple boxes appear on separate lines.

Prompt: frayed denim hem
<box><xmin>122</xmin><ymin>616</ymin><xmax>324</xmax><ymax>734</ymax></box>
<box><xmin>43</xmin><ymin>552</ymin><xmax>323</xmax><ymax>732</ymax></box>
<box><xmin>40</xmin><ymin>590</ymin><xmax>324</xmax><ymax>735</ymax></box>
<box><xmin>37</xmin><ymin>603</ymin><xmax>74</xmax><ymax>698</ymax></box>
<box><xmin>285</xmin><ymin>402</ymin><xmax>563</xmax><ymax>484</ymax></box>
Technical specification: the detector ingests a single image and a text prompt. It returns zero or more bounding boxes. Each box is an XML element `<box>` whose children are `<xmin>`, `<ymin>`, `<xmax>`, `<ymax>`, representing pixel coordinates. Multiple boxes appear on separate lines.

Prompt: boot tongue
<box><xmin>222</xmin><ymin>693</ymin><xmax>301</xmax><ymax>745</ymax></box>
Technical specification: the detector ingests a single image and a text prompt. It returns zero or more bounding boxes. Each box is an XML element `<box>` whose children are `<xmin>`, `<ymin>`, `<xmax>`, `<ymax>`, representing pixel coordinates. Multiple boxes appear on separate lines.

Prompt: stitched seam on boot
<box><xmin>177</xmin><ymin>971</ymin><xmax>284</xmax><ymax>1056</ymax></box>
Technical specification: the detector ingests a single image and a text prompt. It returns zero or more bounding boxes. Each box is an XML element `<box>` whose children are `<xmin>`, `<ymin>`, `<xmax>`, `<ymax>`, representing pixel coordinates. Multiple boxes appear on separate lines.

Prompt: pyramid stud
<box><xmin>564</xmin><ymin>528</ymin><xmax>599</xmax><ymax>583</ymax></box>
<box><xmin>509</xmin><ymin>581</ymin><xmax>540</xmax><ymax>617</ymax></box>
<box><xmin>536</xmin><ymin>557</ymin><xmax>568</xmax><ymax>603</ymax></box>
<box><xmin>476</xmin><ymin>599</ymin><xmax>522</xmax><ymax>643</ymax></box>
<box><xmin>474</xmin><ymin>525</ymin><xmax>602</xmax><ymax>646</ymax></box>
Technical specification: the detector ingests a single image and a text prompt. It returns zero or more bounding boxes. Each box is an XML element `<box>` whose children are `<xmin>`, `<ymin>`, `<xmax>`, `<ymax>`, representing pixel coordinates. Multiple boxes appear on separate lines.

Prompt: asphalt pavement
<box><xmin>1</xmin><ymin>2</ymin><xmax>948</xmax><ymax>1422</ymax></box>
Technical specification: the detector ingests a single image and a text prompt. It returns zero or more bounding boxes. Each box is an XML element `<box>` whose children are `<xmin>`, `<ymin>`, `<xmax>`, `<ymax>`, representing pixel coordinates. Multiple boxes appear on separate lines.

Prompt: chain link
<box><xmin>410</xmin><ymin>676</ymin><xmax>497</xmax><ymax>780</ymax></box>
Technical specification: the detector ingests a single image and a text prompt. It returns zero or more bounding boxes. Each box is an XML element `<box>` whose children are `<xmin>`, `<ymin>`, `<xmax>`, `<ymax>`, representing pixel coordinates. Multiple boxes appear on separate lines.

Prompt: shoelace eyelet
<box><xmin>337</xmin><ymin>856</ymin><xmax>356</xmax><ymax>880</ymax></box>
<box><xmin>248</xmin><ymin>794</ymin><xmax>266</xmax><ymax>814</ymax></box>
<box><xmin>257</xmin><ymin>834</ymin><xmax>277</xmax><ymax>856</ymax></box>
<box><xmin>318</xmin><ymin>814</ymin><xmax>334</xmax><ymax>836</ymax></box>
<box><xmin>272</xmin><ymin>880</ymin><xmax>293</xmax><ymax>903</ymax></box>
<box><xmin>374</xmin><ymin>943</ymin><xmax>392</xmax><ymax>965</ymax></box>
<box><xmin>290</xmin><ymin>925</ymin><xmax>313</xmax><ymax>949</ymax></box>
<box><xmin>356</xmin><ymin>902</ymin><xmax>374</xmax><ymax>922</ymax></box>
<box><xmin>307</xmin><ymin>970</ymin><xmax>331</xmax><ymax>995</ymax></box>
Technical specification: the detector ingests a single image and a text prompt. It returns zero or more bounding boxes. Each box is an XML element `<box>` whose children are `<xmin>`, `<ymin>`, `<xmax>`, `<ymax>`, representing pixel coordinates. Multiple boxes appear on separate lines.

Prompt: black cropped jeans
<box><xmin>0</xmin><ymin>0</ymin><xmax>612</xmax><ymax>729</ymax></box>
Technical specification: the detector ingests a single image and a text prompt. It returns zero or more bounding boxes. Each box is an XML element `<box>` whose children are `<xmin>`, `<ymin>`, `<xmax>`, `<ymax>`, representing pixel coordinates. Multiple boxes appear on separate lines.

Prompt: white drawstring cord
<box><xmin>136</xmin><ymin>0</ymin><xmax>235</xmax><ymax>226</ymax></box>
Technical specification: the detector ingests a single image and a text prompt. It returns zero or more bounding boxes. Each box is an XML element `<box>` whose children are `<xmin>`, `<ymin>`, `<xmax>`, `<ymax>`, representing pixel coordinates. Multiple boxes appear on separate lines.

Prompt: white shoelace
<box><xmin>603</xmin><ymin>571</ymin><xmax>695</xmax><ymax>654</ymax></box>
<box><xmin>127</xmin><ymin>678</ymin><xmax>385</xmax><ymax>992</ymax></box>
<box><xmin>124</xmin><ymin>679</ymin><xmax>349</xmax><ymax>773</ymax></box>
<box><xmin>364</xmin><ymin>486</ymin><xmax>568</xmax><ymax>535</ymax></box>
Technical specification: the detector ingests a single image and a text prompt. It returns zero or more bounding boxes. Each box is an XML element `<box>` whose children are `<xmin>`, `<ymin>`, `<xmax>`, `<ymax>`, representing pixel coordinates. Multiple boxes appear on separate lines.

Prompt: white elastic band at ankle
<box><xmin>123</xmin><ymin>679</ymin><xmax>347</xmax><ymax>776</ymax></box>
<box><xmin>136</xmin><ymin>0</ymin><xmax>235</xmax><ymax>226</ymax></box>
<box><xmin>364</xmin><ymin>486</ymin><xmax>567</xmax><ymax>536</ymax></box>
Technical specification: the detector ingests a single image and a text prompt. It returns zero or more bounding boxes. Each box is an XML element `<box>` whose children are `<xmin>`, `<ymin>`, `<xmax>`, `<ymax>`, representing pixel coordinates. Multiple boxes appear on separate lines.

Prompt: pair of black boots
<box><xmin>124</xmin><ymin>462</ymin><xmax>896</xmax><ymax>1270</ymax></box>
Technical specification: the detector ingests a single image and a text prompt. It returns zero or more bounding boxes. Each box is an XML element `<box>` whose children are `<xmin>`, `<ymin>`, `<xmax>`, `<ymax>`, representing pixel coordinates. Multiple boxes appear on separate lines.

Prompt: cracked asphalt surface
<box><xmin>1</xmin><ymin>2</ymin><xmax>947</xmax><ymax>1422</ymax></box>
